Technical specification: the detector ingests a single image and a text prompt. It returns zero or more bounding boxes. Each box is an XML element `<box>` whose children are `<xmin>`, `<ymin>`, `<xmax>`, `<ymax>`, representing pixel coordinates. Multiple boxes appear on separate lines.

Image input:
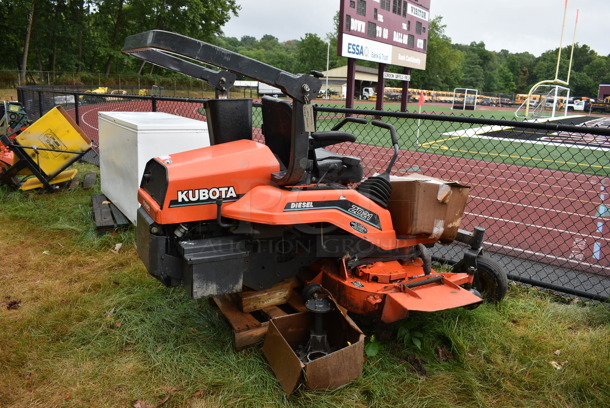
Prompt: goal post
<box><xmin>515</xmin><ymin>83</ymin><xmax>571</xmax><ymax>119</ymax></box>
<box><xmin>452</xmin><ymin>88</ymin><xmax>478</xmax><ymax>111</ymax></box>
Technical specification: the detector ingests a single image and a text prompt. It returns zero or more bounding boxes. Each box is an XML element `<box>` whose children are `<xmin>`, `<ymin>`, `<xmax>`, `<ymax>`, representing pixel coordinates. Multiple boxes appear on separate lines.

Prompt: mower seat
<box><xmin>313</xmin><ymin>148</ymin><xmax>363</xmax><ymax>184</ymax></box>
<box><xmin>261</xmin><ymin>96</ymin><xmax>363</xmax><ymax>184</ymax></box>
<box><xmin>309</xmin><ymin>131</ymin><xmax>363</xmax><ymax>183</ymax></box>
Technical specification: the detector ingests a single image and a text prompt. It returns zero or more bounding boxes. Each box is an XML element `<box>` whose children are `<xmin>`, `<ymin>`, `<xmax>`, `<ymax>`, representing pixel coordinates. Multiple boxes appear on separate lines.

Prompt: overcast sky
<box><xmin>221</xmin><ymin>0</ymin><xmax>610</xmax><ymax>57</ymax></box>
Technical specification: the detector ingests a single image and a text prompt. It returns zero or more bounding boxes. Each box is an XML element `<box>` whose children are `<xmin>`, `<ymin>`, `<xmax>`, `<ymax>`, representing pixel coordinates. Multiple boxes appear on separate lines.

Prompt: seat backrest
<box><xmin>261</xmin><ymin>96</ymin><xmax>293</xmax><ymax>169</ymax></box>
<box><xmin>204</xmin><ymin>99</ymin><xmax>253</xmax><ymax>145</ymax></box>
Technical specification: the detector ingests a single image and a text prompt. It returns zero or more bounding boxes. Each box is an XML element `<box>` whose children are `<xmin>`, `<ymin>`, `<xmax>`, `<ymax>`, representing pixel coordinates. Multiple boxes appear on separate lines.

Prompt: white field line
<box><xmin>81</xmin><ymin>105</ymin><xmax>106</xmax><ymax>131</ymax></box>
<box><xmin>468</xmin><ymin>195</ymin><xmax>600</xmax><ymax>221</ymax></box>
<box><xmin>442</xmin><ymin>125</ymin><xmax>513</xmax><ymax>137</ymax></box>
<box><xmin>465</xmin><ymin>212</ymin><xmax>610</xmax><ymax>243</ymax></box>
<box><xmin>467</xmin><ymin>133</ymin><xmax>610</xmax><ymax>152</ymax></box>
<box><xmin>423</xmin><ymin>162</ymin><xmax>603</xmax><ymax>197</ymax></box>
<box><xmin>440</xmin><ymin>119</ymin><xmax>610</xmax><ymax>152</ymax></box>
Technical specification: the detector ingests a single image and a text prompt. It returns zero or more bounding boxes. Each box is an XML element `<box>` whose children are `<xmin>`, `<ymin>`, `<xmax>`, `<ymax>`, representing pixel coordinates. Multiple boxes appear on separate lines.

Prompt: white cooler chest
<box><xmin>98</xmin><ymin>112</ymin><xmax>209</xmax><ymax>224</ymax></box>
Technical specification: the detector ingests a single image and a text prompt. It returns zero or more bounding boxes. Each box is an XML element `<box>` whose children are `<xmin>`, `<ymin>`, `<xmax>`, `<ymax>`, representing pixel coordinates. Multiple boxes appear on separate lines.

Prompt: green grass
<box><xmin>1</xmin><ymin>163</ymin><xmax>609</xmax><ymax>407</ymax></box>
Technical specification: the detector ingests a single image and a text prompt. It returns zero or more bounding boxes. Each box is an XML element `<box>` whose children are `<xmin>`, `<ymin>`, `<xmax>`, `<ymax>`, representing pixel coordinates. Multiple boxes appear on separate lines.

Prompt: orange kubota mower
<box><xmin>124</xmin><ymin>31</ymin><xmax>507</xmax><ymax>323</ymax></box>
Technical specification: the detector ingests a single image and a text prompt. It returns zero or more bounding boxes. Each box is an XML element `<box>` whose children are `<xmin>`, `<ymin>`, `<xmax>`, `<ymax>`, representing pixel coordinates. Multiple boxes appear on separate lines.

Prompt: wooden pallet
<box><xmin>212</xmin><ymin>280</ymin><xmax>307</xmax><ymax>349</ymax></box>
<box><xmin>92</xmin><ymin>194</ymin><xmax>131</xmax><ymax>235</ymax></box>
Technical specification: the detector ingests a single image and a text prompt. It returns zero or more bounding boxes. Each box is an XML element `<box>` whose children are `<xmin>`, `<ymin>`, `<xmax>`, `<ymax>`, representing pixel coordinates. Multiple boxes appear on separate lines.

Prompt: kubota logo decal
<box><xmin>169</xmin><ymin>186</ymin><xmax>238</xmax><ymax>207</ymax></box>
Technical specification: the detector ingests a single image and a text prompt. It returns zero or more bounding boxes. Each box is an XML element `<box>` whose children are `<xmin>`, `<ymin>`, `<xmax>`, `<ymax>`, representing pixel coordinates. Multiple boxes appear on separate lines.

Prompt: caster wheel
<box><xmin>302</xmin><ymin>283</ymin><xmax>322</xmax><ymax>301</ymax></box>
<box><xmin>472</xmin><ymin>255</ymin><xmax>508</xmax><ymax>302</ymax></box>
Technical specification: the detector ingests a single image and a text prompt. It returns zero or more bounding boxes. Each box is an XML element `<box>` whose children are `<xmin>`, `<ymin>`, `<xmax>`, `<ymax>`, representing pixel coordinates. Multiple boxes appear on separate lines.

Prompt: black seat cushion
<box><xmin>313</xmin><ymin>148</ymin><xmax>363</xmax><ymax>184</ymax></box>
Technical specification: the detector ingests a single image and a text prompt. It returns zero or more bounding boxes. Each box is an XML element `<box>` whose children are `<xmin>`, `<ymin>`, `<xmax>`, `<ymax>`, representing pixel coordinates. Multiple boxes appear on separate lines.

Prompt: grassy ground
<box><xmin>0</xmin><ymin>163</ymin><xmax>608</xmax><ymax>408</ymax></box>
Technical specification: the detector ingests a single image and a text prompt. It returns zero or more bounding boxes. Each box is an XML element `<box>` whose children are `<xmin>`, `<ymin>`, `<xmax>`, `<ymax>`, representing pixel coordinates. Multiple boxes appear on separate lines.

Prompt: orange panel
<box><xmin>139</xmin><ymin>140</ymin><xmax>279</xmax><ymax>224</ymax></box>
<box><xmin>381</xmin><ymin>284</ymin><xmax>482</xmax><ymax>322</ymax></box>
<box><xmin>314</xmin><ymin>260</ymin><xmax>479</xmax><ymax>323</ymax></box>
<box><xmin>222</xmin><ymin>185</ymin><xmax>413</xmax><ymax>251</ymax></box>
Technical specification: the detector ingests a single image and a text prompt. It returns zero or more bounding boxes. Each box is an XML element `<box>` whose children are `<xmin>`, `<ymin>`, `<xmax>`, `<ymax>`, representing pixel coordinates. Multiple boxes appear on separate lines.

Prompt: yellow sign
<box><xmin>15</xmin><ymin>106</ymin><xmax>90</xmax><ymax>178</ymax></box>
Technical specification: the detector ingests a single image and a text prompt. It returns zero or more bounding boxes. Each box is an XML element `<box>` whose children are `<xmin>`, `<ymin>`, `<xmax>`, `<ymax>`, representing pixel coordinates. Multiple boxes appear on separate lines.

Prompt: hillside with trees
<box><xmin>1</xmin><ymin>1</ymin><xmax>609</xmax><ymax>97</ymax></box>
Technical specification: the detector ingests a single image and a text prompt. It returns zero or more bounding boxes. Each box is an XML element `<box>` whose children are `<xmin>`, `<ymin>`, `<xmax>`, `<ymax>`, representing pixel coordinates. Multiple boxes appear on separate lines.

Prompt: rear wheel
<box><xmin>472</xmin><ymin>255</ymin><xmax>508</xmax><ymax>303</ymax></box>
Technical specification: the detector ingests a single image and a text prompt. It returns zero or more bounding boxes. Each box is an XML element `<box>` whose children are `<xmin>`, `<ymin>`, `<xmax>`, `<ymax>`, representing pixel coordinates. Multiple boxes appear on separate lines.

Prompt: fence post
<box><xmin>74</xmin><ymin>93</ymin><xmax>80</xmax><ymax>126</ymax></box>
<box><xmin>152</xmin><ymin>96</ymin><xmax>157</xmax><ymax>112</ymax></box>
<box><xmin>38</xmin><ymin>90</ymin><xmax>43</xmax><ymax>118</ymax></box>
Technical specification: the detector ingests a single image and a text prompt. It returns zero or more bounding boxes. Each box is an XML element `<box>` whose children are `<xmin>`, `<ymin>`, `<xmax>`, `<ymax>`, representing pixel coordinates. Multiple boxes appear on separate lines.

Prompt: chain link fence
<box><xmin>314</xmin><ymin>106</ymin><xmax>610</xmax><ymax>302</ymax></box>
<box><xmin>17</xmin><ymin>86</ymin><xmax>610</xmax><ymax>301</ymax></box>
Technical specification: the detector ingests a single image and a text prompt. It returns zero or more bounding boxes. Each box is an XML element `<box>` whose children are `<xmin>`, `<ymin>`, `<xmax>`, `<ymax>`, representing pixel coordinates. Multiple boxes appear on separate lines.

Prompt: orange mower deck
<box><xmin>313</xmin><ymin>259</ymin><xmax>482</xmax><ymax>323</ymax></box>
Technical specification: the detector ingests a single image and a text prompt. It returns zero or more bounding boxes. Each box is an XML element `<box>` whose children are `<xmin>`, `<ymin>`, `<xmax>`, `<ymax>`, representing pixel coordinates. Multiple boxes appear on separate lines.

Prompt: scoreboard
<box><xmin>338</xmin><ymin>0</ymin><xmax>430</xmax><ymax>70</ymax></box>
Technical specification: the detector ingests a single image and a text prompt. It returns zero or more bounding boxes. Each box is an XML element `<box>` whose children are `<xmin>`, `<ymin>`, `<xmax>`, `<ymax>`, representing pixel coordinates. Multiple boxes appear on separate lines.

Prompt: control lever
<box><xmin>371</xmin><ymin>120</ymin><xmax>399</xmax><ymax>175</ymax></box>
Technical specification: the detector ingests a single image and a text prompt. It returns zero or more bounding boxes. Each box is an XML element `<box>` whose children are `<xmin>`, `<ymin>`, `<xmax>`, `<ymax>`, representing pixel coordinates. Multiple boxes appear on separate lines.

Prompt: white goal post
<box><xmin>452</xmin><ymin>88</ymin><xmax>478</xmax><ymax>111</ymax></box>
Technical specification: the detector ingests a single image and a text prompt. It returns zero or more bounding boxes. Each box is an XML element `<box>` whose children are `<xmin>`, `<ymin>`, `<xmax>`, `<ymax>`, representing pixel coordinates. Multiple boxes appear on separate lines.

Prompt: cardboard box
<box><xmin>262</xmin><ymin>307</ymin><xmax>364</xmax><ymax>395</ymax></box>
<box><xmin>387</xmin><ymin>174</ymin><xmax>470</xmax><ymax>243</ymax></box>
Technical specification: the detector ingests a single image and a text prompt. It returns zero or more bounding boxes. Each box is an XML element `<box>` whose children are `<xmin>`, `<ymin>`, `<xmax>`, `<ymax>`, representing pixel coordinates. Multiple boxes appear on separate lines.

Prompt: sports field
<box><xmin>313</xmin><ymin>102</ymin><xmax>610</xmax><ymax>177</ymax></box>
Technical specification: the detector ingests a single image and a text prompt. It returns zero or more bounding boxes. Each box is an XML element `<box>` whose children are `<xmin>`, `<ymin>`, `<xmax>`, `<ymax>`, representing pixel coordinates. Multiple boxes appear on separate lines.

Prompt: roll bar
<box><xmin>122</xmin><ymin>30</ymin><xmax>322</xmax><ymax>186</ymax></box>
<box><xmin>122</xmin><ymin>30</ymin><xmax>321</xmax><ymax>103</ymax></box>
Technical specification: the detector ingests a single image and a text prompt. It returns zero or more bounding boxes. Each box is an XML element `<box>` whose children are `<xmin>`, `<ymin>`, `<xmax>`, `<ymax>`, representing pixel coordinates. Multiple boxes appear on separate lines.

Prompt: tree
<box><xmin>105</xmin><ymin>0</ymin><xmax>240</xmax><ymax>74</ymax></box>
<box><xmin>584</xmin><ymin>55</ymin><xmax>610</xmax><ymax>94</ymax></box>
<box><xmin>411</xmin><ymin>16</ymin><xmax>463</xmax><ymax>90</ymax></box>
<box><xmin>4</xmin><ymin>1</ymin><xmax>610</xmax><ymax>98</ymax></box>
<box><xmin>569</xmin><ymin>71</ymin><xmax>595</xmax><ymax>97</ymax></box>
<box><xmin>239</xmin><ymin>35</ymin><xmax>258</xmax><ymax>48</ymax></box>
<box><xmin>21</xmin><ymin>0</ymin><xmax>36</xmax><ymax>83</ymax></box>
<box><xmin>569</xmin><ymin>44</ymin><xmax>597</xmax><ymax>72</ymax></box>
<box><xmin>516</xmin><ymin>67</ymin><xmax>532</xmax><ymax>93</ymax></box>
<box><xmin>461</xmin><ymin>52</ymin><xmax>485</xmax><ymax>90</ymax></box>
<box><xmin>458</xmin><ymin>41</ymin><xmax>501</xmax><ymax>92</ymax></box>
<box><xmin>98</xmin><ymin>0</ymin><xmax>126</xmax><ymax>75</ymax></box>
<box><xmin>533</xmin><ymin>49</ymin><xmax>566</xmax><ymax>83</ymax></box>
<box><xmin>256</xmin><ymin>35</ymin><xmax>289</xmax><ymax>70</ymax></box>
<box><xmin>327</xmin><ymin>11</ymin><xmax>346</xmax><ymax>70</ymax></box>
<box><xmin>496</xmin><ymin>65</ymin><xmax>516</xmax><ymax>93</ymax></box>
<box><xmin>508</xmin><ymin>52</ymin><xmax>536</xmax><ymax>93</ymax></box>
<box><xmin>294</xmin><ymin>33</ymin><xmax>327</xmax><ymax>74</ymax></box>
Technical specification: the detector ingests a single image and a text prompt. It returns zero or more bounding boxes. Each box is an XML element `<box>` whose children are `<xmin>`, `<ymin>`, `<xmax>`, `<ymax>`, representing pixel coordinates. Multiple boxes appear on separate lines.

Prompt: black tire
<box><xmin>472</xmin><ymin>255</ymin><xmax>508</xmax><ymax>303</ymax></box>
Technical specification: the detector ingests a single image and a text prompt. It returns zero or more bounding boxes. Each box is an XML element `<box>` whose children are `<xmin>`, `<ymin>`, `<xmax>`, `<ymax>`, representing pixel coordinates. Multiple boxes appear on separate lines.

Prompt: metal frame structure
<box><xmin>0</xmin><ymin>102</ymin><xmax>90</xmax><ymax>192</ymax></box>
<box><xmin>122</xmin><ymin>30</ymin><xmax>322</xmax><ymax>187</ymax></box>
<box><xmin>452</xmin><ymin>88</ymin><xmax>478</xmax><ymax>111</ymax></box>
<box><xmin>515</xmin><ymin>84</ymin><xmax>571</xmax><ymax>119</ymax></box>
<box><xmin>521</xmin><ymin>1</ymin><xmax>579</xmax><ymax>118</ymax></box>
